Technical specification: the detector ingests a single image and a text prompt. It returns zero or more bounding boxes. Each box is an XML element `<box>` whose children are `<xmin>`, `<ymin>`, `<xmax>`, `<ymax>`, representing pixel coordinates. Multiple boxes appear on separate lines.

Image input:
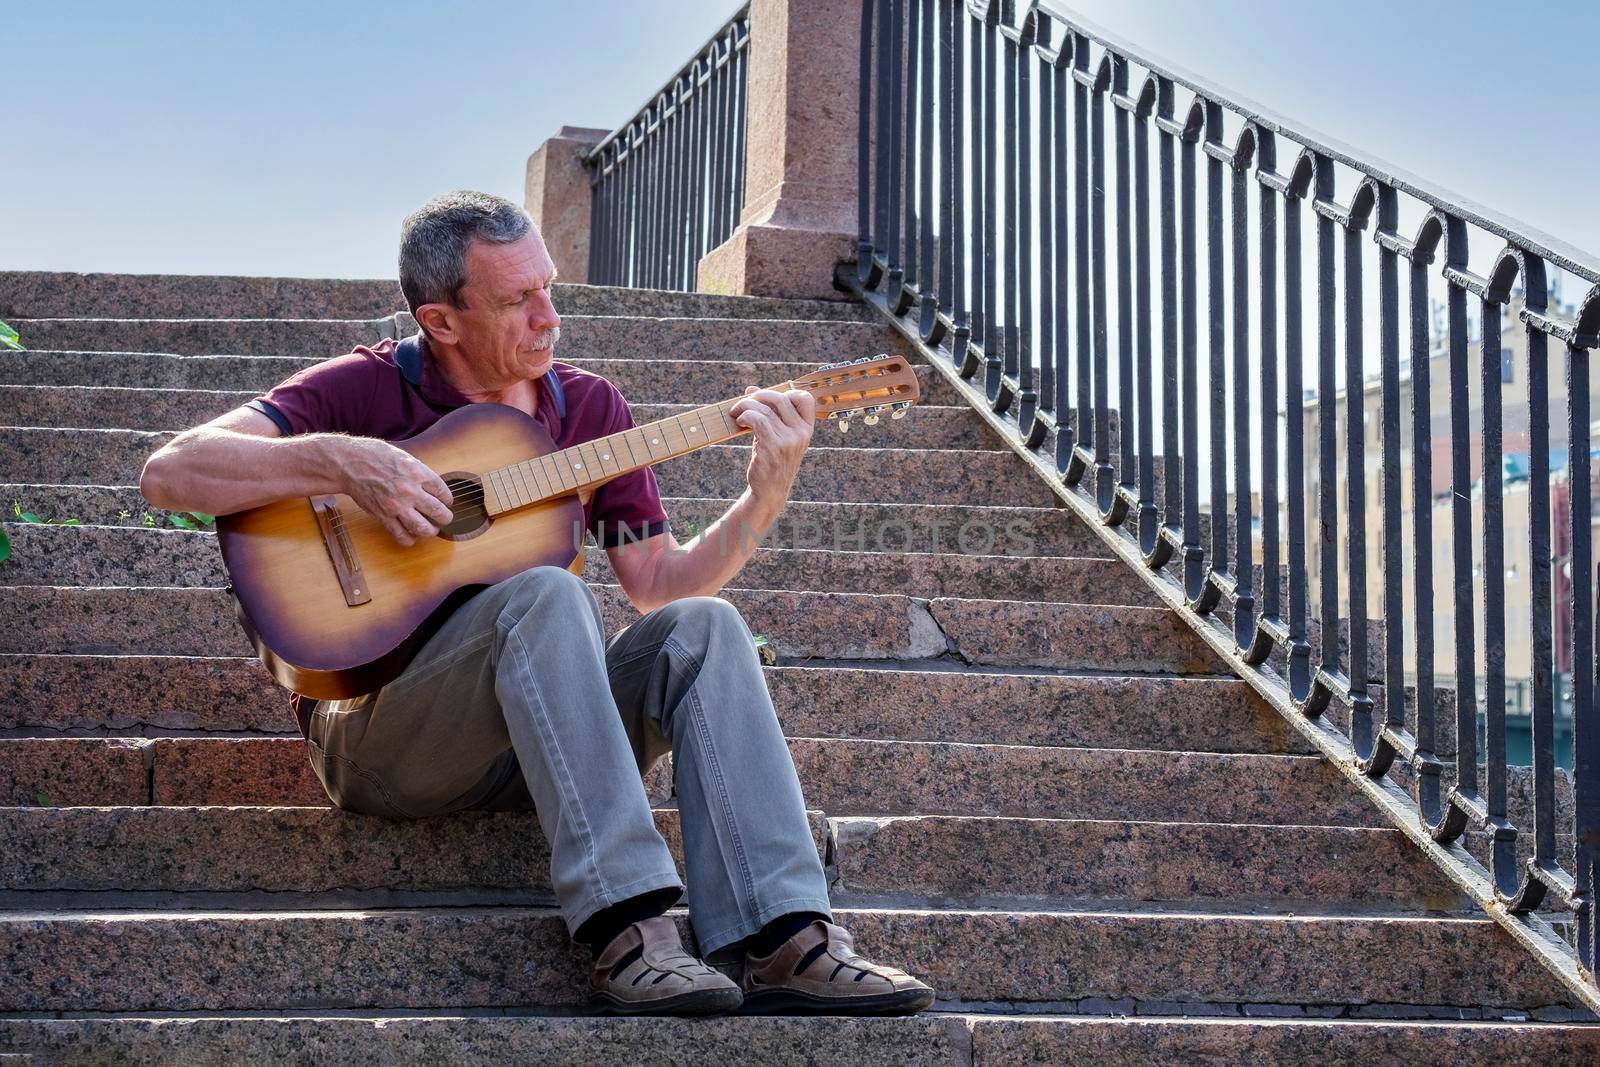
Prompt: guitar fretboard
<box><xmin>481</xmin><ymin>398</ymin><xmax>746</xmax><ymax>514</ymax></box>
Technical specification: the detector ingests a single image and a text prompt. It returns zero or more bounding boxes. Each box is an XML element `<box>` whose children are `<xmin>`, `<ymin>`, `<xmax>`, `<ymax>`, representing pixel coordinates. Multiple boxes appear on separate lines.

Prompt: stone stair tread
<box><xmin>0</xmin><ymin>585</ymin><xmax>1224</xmax><ymax>672</ymax></box>
<box><xmin>0</xmin><ymin>433</ymin><xmax>1039</xmax><ymax>505</ymax></box>
<box><xmin>0</xmin><ymin>488</ymin><xmax>1116</xmax><ymax>556</ymax></box>
<box><xmin>0</xmin><ymin>656</ymin><xmax>1294</xmax><ymax>752</ymax></box>
<box><xmin>2</xmin><ymin>314</ymin><xmax>908</xmax><ymax>362</ymax></box>
<box><xmin>0</xmin><ymin>906</ymin><xmax>1574</xmax><ymax>1013</ymax></box>
<box><xmin>0</xmin><ymin>524</ymin><xmax>1150</xmax><ymax>605</ymax></box>
<box><xmin>0</xmin><ymin>384</ymin><xmax>999</xmax><ymax>448</ymax></box>
<box><xmin>0</xmin><ymin>351</ymin><xmax>963</xmax><ymax>405</ymax></box>
<box><xmin>0</xmin><ymin>734</ymin><xmax>1381</xmax><ymax>826</ymax></box>
<box><xmin>0</xmin><ymin>804</ymin><xmax>1464</xmax><ymax>911</ymax></box>
<box><xmin>0</xmin><ymin>271</ymin><xmax>876</xmax><ymax>321</ymax></box>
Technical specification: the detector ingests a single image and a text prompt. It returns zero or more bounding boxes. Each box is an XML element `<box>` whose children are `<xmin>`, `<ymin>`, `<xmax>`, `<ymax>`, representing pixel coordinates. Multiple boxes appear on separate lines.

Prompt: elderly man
<box><xmin>139</xmin><ymin>190</ymin><xmax>934</xmax><ymax>1016</ymax></box>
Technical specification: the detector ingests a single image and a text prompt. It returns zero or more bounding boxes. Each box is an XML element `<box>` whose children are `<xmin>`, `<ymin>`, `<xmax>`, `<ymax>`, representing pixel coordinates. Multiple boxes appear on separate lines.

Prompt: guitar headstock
<box><xmin>791</xmin><ymin>354</ymin><xmax>921</xmax><ymax>432</ymax></box>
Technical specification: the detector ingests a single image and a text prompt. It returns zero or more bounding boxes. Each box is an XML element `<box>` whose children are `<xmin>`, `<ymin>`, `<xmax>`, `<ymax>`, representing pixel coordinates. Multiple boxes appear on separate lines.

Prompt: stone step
<box><xmin>0</xmin><ymin>805</ymin><xmax>1457</xmax><ymax>911</ymax></box>
<box><xmin>1</xmin><ymin>432</ymin><xmax>1033</xmax><ymax>505</ymax></box>
<box><xmin>0</xmin><ymin>384</ymin><xmax>997</xmax><ymax>448</ymax></box>
<box><xmin>0</xmin><ymin>656</ymin><xmax>1297</xmax><ymax>754</ymax></box>
<box><xmin>0</xmin><ymin>805</ymin><xmax>827</xmax><ymax>900</ymax></box>
<box><xmin>0</xmin><ymin>350</ymin><xmax>963</xmax><ymax>405</ymax></box>
<box><xmin>829</xmin><ymin>815</ymin><xmax>1471</xmax><ymax>913</ymax></box>
<box><xmin>0</xmin><ymin>906</ymin><xmax>1571</xmax><ymax>1013</ymax></box>
<box><xmin>0</xmin><ymin>735</ymin><xmax>1378</xmax><ymax>826</ymax></box>
<box><xmin>0</xmin><ymin>524</ymin><xmax>1150</xmax><ymax>606</ymax></box>
<box><xmin>0</xmin><ymin>586</ymin><xmax>1225</xmax><ymax>673</ymax></box>
<box><xmin>4</xmin><ymin>315</ymin><xmax>904</xmax><ymax>363</ymax></box>
<box><xmin>1</xmin><ymin>1015</ymin><xmax>1596</xmax><ymax>1066</ymax></box>
<box><xmin>965</xmin><ymin>1018</ymin><xmax>1600</xmax><ymax>1062</ymax></box>
<box><xmin>0</xmin><ymin>271</ymin><xmax>874</xmax><ymax>322</ymax></box>
<box><xmin>0</xmin><ymin>490</ymin><xmax>1108</xmax><ymax>556</ymax></box>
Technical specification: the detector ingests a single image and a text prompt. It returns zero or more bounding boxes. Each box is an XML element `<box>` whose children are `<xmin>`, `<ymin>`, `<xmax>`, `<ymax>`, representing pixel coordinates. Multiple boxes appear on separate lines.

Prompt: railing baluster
<box><xmin>1372</xmin><ymin>183</ymin><xmax>1403</xmax><ymax>774</ymax></box>
<box><xmin>1109</xmin><ymin>55</ymin><xmax>1133</xmax><ymax>525</ymax></box>
<box><xmin>1201</xmin><ymin>104</ymin><xmax>1226</xmax><ymax>610</ymax></box>
<box><xmin>1284</xmin><ymin>158</ymin><xmax>1312</xmax><ymax>699</ymax></box>
<box><xmin>1342</xmin><ymin>189</ymin><xmax>1373</xmax><ymax>754</ymax></box>
<box><xmin>1313</xmin><ymin>155</ymin><xmax>1339</xmax><ymax>701</ymax></box>
<box><xmin>1052</xmin><ymin>44</ymin><xmax>1075</xmax><ymax>475</ymax></box>
<box><xmin>1090</xmin><ymin>58</ymin><xmax>1113</xmax><ymax>515</ymax></box>
<box><xmin>1068</xmin><ymin>33</ymin><xmax>1092</xmax><ymax>487</ymax></box>
<box><xmin>932</xmin><ymin>0</ymin><xmax>956</xmax><ymax>345</ymax></box>
<box><xmin>916</xmin><ymin>0</ymin><xmax>937</xmax><ymax>335</ymax></box>
<box><xmin>1132</xmin><ymin>75</ymin><xmax>1156</xmax><ymax>554</ymax></box>
<box><xmin>1178</xmin><ymin>104</ymin><xmax>1202</xmax><ymax>600</ymax></box>
<box><xmin>1251</xmin><ymin>132</ymin><xmax>1282</xmax><ymax>663</ymax></box>
<box><xmin>1153</xmin><ymin>78</ymin><xmax>1179</xmax><ymax>566</ymax></box>
<box><xmin>1229</xmin><ymin>131</ymin><xmax>1254</xmax><ymax>647</ymax></box>
<box><xmin>1410</xmin><ymin>218</ymin><xmax>1445</xmax><ymax>827</ymax></box>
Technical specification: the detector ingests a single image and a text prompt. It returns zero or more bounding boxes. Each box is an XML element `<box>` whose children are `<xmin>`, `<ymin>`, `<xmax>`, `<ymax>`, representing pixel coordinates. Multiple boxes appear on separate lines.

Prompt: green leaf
<box><xmin>0</xmin><ymin>526</ymin><xmax>10</xmax><ymax>564</ymax></box>
<box><xmin>0</xmin><ymin>319</ymin><xmax>21</xmax><ymax>351</ymax></box>
<box><xmin>63</xmin><ymin>518</ymin><xmax>80</xmax><ymax>526</ymax></box>
<box><xmin>18</xmin><ymin>511</ymin><xmax>43</xmax><ymax>524</ymax></box>
<box><xmin>169</xmin><ymin>515</ymin><xmax>196</xmax><ymax>530</ymax></box>
<box><xmin>34</xmin><ymin>792</ymin><xmax>49</xmax><ymax>807</ymax></box>
<box><xmin>142</xmin><ymin>513</ymin><xmax>156</xmax><ymax>527</ymax></box>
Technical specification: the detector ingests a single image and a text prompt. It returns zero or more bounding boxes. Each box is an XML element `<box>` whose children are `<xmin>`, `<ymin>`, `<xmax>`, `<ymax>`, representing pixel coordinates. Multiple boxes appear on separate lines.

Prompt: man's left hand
<box><xmin>730</xmin><ymin>385</ymin><xmax>815</xmax><ymax>511</ymax></box>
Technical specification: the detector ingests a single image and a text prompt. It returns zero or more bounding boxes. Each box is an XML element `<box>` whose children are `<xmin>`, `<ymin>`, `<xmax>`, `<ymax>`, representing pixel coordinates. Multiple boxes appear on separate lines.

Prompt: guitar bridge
<box><xmin>311</xmin><ymin>496</ymin><xmax>373</xmax><ymax>607</ymax></box>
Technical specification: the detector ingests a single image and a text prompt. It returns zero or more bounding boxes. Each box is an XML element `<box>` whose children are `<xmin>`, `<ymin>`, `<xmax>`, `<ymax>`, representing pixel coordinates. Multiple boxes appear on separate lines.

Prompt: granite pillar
<box><xmin>524</xmin><ymin>126</ymin><xmax>608</xmax><ymax>284</ymax></box>
<box><xmin>696</xmin><ymin>0</ymin><xmax>860</xmax><ymax>301</ymax></box>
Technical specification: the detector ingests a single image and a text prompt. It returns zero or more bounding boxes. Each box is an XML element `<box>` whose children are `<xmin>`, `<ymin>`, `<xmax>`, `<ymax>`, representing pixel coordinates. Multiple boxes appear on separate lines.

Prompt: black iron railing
<box><xmin>584</xmin><ymin>6</ymin><xmax>750</xmax><ymax>290</ymax></box>
<box><xmin>847</xmin><ymin>0</ymin><xmax>1600</xmax><ymax>1008</ymax></box>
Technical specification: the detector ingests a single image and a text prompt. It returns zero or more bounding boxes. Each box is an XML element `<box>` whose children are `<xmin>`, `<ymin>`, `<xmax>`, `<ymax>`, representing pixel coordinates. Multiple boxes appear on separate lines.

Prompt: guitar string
<box><xmin>327</xmin><ymin>380</ymin><xmax>903</xmax><ymax>522</ymax></box>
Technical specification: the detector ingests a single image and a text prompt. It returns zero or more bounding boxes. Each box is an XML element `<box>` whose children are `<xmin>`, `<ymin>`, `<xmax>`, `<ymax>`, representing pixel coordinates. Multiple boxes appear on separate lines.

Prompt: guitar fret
<box><xmin>661</xmin><ymin>414</ymin><xmax>689</xmax><ymax>454</ymax></box>
<box><xmin>641</xmin><ymin>425</ymin><xmax>667</xmax><ymax>459</ymax></box>
<box><xmin>539</xmin><ymin>455</ymin><xmax>563</xmax><ymax>494</ymax></box>
<box><xmin>527</xmin><ymin>460</ymin><xmax>551</xmax><ymax>500</ymax></box>
<box><xmin>510</xmin><ymin>463</ymin><xmax>532</xmax><ymax>504</ymax></box>
<box><xmin>620</xmin><ymin>429</ymin><xmax>642</xmax><ymax>468</ymax></box>
<box><xmin>715</xmin><ymin>402</ymin><xmax>738</xmax><ymax>438</ymax></box>
<box><xmin>489</xmin><ymin>469</ymin><xmax>511</xmax><ymax>511</ymax></box>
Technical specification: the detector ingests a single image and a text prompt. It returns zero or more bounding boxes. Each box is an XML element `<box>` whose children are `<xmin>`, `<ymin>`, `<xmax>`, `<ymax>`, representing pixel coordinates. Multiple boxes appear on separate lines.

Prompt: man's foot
<box><xmin>739</xmin><ymin>919</ymin><xmax>935</xmax><ymax>1015</ymax></box>
<box><xmin>589</xmin><ymin>915</ymin><xmax>743</xmax><ymax>1015</ymax></box>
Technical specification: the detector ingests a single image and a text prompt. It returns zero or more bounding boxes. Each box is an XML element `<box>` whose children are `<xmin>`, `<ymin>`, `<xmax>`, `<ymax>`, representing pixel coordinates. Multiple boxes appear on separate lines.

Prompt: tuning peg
<box><xmin>864</xmin><ymin>414</ymin><xmax>879</xmax><ymax>426</ymax></box>
<box><xmin>837</xmin><ymin>418</ymin><xmax>850</xmax><ymax>433</ymax></box>
<box><xmin>891</xmin><ymin>401</ymin><xmax>911</xmax><ymax>420</ymax></box>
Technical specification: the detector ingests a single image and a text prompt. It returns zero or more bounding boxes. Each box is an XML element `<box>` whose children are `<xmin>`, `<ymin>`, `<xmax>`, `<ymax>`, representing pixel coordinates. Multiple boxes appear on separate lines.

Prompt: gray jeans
<box><xmin>305</xmin><ymin>565</ymin><xmax>833</xmax><ymax>958</ymax></box>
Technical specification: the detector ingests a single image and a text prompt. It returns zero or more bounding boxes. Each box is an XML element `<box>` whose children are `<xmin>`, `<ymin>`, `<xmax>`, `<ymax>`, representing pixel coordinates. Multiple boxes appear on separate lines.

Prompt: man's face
<box><xmin>448</xmin><ymin>232</ymin><xmax>561</xmax><ymax>384</ymax></box>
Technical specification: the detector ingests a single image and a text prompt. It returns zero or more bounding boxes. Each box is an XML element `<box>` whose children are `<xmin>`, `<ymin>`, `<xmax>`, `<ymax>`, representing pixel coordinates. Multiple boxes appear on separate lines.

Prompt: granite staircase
<box><xmin>0</xmin><ymin>270</ymin><xmax>1596</xmax><ymax>1064</ymax></box>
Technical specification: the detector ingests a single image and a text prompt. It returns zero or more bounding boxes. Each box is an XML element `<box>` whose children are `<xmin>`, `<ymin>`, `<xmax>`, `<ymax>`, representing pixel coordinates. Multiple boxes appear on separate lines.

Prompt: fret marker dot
<box><xmin>690</xmin><ymin>426</ymin><xmax>699</xmax><ymax>432</ymax></box>
<box><xmin>574</xmin><ymin>463</ymin><xmax>583</xmax><ymax>469</ymax></box>
<box><xmin>652</xmin><ymin>437</ymin><xmax>660</xmax><ymax>444</ymax></box>
<box><xmin>602</xmin><ymin>454</ymin><xmax>610</xmax><ymax>460</ymax></box>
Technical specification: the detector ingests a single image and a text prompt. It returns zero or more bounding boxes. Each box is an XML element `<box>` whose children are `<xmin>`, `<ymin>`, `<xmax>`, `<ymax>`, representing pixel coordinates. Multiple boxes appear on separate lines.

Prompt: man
<box><xmin>139</xmin><ymin>190</ymin><xmax>934</xmax><ymax>1017</ymax></box>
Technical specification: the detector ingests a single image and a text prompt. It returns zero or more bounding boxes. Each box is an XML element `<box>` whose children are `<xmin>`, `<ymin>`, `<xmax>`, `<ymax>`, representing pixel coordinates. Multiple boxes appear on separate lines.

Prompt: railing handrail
<box><xmin>582</xmin><ymin>3</ymin><xmax>752</xmax><ymax>169</ymax></box>
<box><xmin>987</xmin><ymin>0</ymin><xmax>1600</xmax><ymax>284</ymax></box>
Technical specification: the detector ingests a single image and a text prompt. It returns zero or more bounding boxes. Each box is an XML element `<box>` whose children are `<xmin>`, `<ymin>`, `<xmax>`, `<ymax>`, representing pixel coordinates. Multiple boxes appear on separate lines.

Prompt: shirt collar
<box><xmin>408</xmin><ymin>333</ymin><xmax>558</xmax><ymax>435</ymax></box>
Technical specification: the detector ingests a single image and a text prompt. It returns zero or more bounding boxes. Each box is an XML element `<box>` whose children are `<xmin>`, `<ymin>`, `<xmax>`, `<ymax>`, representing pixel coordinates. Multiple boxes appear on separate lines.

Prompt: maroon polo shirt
<box><xmin>244</xmin><ymin>334</ymin><xmax>671</xmax><ymax>734</ymax></box>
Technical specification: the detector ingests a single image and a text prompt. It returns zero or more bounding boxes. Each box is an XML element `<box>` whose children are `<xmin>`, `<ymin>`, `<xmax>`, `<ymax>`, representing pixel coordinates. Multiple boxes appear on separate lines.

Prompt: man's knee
<box><xmin>500</xmin><ymin>565</ymin><xmax>591</xmax><ymax>618</ymax></box>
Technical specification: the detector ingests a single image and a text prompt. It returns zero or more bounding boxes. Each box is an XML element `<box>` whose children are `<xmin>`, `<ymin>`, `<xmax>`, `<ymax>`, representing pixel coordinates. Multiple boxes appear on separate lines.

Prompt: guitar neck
<box><xmin>479</xmin><ymin>395</ymin><xmax>756</xmax><ymax>515</ymax></box>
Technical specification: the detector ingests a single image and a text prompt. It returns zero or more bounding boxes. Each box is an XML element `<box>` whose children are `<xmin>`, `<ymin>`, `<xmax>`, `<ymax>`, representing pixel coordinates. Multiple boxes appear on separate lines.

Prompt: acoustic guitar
<box><xmin>217</xmin><ymin>354</ymin><xmax>920</xmax><ymax>699</ymax></box>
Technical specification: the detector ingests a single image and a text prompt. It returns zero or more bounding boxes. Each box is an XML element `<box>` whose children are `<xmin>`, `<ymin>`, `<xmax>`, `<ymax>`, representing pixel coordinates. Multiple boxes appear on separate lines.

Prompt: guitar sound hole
<box><xmin>439</xmin><ymin>472</ymin><xmax>491</xmax><ymax>542</ymax></box>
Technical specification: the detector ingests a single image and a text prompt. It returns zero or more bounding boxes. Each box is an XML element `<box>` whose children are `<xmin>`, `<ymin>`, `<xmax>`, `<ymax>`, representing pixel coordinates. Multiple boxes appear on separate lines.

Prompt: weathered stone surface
<box><xmin>967</xmin><ymin>1017</ymin><xmax>1600</xmax><ymax>1066</ymax></box>
<box><xmin>0</xmin><ymin>350</ymin><xmax>960</xmax><ymax>404</ymax></box>
<box><xmin>5</xmin><ymin>731</ymin><xmax>1350</xmax><ymax>820</ymax></box>
<box><xmin>0</xmin><ymin>271</ymin><xmax>874</xmax><ymax>321</ymax></box>
<box><xmin>524</xmin><ymin>126</ymin><xmax>609</xmax><ymax>284</ymax></box>
<box><xmin>0</xmin><ymin>654</ymin><xmax>284</xmax><ymax>732</ymax></box>
<box><xmin>830</xmin><ymin>816</ymin><xmax>1473</xmax><ymax>912</ymax></box>
<box><xmin>788</xmin><ymin>739</ymin><xmax>1382</xmax><ymax>826</ymax></box>
<box><xmin>931</xmin><ymin>598</ymin><xmax>1229</xmax><ymax>673</ymax></box>
<box><xmin>0</xmin><ymin>907</ymin><xmax>1573</xmax><ymax>1012</ymax></box>
<box><xmin>1</xmin><ymin>383</ymin><xmax>995</xmax><ymax>448</ymax></box>
<box><xmin>0</xmin><ymin>524</ymin><xmax>1143</xmax><ymax>605</ymax></box>
<box><xmin>5</xmin><ymin>315</ymin><xmax>906</xmax><ymax>363</ymax></box>
<box><xmin>0</xmin><ymin>805</ymin><xmax>826</xmax><ymax>895</ymax></box>
<box><xmin>0</xmin><ymin>655</ymin><xmax>1292</xmax><ymax>755</ymax></box>
<box><xmin>0</xmin><ymin>1015</ymin><xmax>966</xmax><ymax>1067</ymax></box>
<box><xmin>0</xmin><ymin>430</ymin><xmax>1032</xmax><ymax>505</ymax></box>
<box><xmin>4</xmin><ymin>585</ymin><xmax>1109</xmax><ymax>664</ymax></box>
<box><xmin>0</xmin><ymin>738</ymin><xmax>146</xmax><ymax>806</ymax></box>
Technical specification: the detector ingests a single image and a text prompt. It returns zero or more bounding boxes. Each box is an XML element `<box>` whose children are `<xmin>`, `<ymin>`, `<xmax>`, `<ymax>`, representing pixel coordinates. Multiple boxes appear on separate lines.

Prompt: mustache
<box><xmin>530</xmin><ymin>327</ymin><xmax>561</xmax><ymax>350</ymax></box>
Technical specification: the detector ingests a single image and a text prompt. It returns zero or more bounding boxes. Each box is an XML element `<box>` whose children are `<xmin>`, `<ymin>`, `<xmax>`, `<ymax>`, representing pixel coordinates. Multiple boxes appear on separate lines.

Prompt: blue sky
<box><xmin>6</xmin><ymin>1</ymin><xmax>1598</xmax><ymax>280</ymax></box>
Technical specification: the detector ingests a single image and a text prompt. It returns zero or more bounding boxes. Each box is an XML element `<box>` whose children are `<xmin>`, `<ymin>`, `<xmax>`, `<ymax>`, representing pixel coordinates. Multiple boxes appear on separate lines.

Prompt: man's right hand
<box><xmin>340</xmin><ymin>438</ymin><xmax>455</xmax><ymax>546</ymax></box>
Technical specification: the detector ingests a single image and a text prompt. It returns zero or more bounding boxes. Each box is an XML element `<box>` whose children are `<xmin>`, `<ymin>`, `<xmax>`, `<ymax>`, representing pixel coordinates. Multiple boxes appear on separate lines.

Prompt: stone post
<box><xmin>696</xmin><ymin>0</ymin><xmax>860</xmax><ymax>301</ymax></box>
<box><xmin>524</xmin><ymin>126</ymin><xmax>608</xmax><ymax>284</ymax></box>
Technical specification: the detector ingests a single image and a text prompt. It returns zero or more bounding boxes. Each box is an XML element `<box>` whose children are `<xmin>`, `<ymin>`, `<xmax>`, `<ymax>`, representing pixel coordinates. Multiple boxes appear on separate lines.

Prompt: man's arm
<box><xmin>139</xmin><ymin>406</ymin><xmax>455</xmax><ymax>546</ymax></box>
<box><xmin>607</xmin><ymin>386</ymin><xmax>814</xmax><ymax>613</ymax></box>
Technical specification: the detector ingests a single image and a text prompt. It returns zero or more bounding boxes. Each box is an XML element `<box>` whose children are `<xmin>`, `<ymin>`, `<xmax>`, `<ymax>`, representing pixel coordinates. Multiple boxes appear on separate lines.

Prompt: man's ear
<box><xmin>415</xmin><ymin>303</ymin><xmax>458</xmax><ymax>344</ymax></box>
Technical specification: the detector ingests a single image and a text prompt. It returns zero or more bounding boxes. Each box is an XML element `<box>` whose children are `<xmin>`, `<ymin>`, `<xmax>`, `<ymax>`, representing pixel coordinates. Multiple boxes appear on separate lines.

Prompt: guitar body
<box><xmin>217</xmin><ymin>403</ymin><xmax>586</xmax><ymax>700</ymax></box>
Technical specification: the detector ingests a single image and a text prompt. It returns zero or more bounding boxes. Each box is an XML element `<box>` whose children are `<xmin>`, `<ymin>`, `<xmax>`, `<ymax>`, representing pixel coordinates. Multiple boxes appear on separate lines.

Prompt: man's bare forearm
<box><xmin>614</xmin><ymin>489</ymin><xmax>783</xmax><ymax>613</ymax></box>
<box><xmin>140</xmin><ymin>428</ymin><xmax>355</xmax><ymax>516</ymax></box>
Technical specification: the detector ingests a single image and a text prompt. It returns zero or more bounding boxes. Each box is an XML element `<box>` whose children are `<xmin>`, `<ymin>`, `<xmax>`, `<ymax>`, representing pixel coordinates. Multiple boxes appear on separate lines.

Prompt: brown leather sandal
<box><xmin>739</xmin><ymin>919</ymin><xmax>935</xmax><ymax>1015</ymax></box>
<box><xmin>589</xmin><ymin>915</ymin><xmax>743</xmax><ymax>1015</ymax></box>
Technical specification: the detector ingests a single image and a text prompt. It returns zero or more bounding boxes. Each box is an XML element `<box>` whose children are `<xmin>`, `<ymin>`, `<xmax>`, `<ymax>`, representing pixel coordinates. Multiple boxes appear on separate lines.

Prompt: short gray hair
<box><xmin>399</xmin><ymin>190</ymin><xmax>533</xmax><ymax>319</ymax></box>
